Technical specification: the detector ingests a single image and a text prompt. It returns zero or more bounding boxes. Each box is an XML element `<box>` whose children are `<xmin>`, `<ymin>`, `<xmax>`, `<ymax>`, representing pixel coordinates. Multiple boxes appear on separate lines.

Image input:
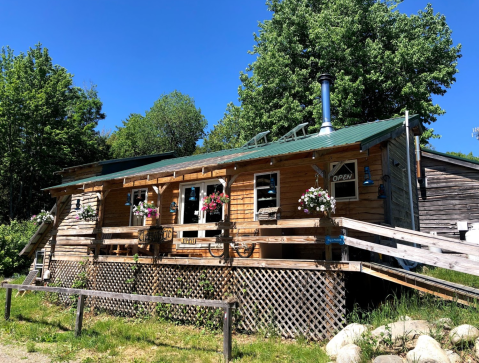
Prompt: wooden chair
<box><xmin>15</xmin><ymin>270</ymin><xmax>39</xmax><ymax>297</ymax></box>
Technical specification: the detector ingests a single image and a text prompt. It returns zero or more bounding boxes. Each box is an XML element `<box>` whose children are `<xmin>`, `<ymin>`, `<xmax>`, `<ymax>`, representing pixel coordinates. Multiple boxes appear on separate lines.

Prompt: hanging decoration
<box><xmin>363</xmin><ymin>166</ymin><xmax>374</xmax><ymax>186</ymax></box>
<box><xmin>133</xmin><ymin>201</ymin><xmax>157</xmax><ymax>218</ymax></box>
<box><xmin>75</xmin><ymin>199</ymin><xmax>81</xmax><ymax>210</ymax></box>
<box><xmin>268</xmin><ymin>174</ymin><xmax>277</xmax><ymax>195</ymax></box>
<box><xmin>189</xmin><ymin>187</ymin><xmax>197</xmax><ymax>201</ymax></box>
<box><xmin>75</xmin><ymin>205</ymin><xmax>97</xmax><ymax>221</ymax></box>
<box><xmin>31</xmin><ymin>210</ymin><xmax>54</xmax><ymax>225</ymax></box>
<box><xmin>378</xmin><ymin>184</ymin><xmax>387</xmax><ymax>199</ymax></box>
<box><xmin>297</xmin><ymin>174</ymin><xmax>336</xmax><ymax>216</ymax></box>
<box><xmin>169</xmin><ymin>201</ymin><xmax>178</xmax><ymax>213</ymax></box>
<box><xmin>201</xmin><ymin>192</ymin><xmax>230</xmax><ymax>215</ymax></box>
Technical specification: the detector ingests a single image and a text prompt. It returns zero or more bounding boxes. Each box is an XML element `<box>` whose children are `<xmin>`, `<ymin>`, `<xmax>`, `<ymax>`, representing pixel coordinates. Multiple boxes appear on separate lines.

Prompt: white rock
<box><xmin>336</xmin><ymin>344</ymin><xmax>361</xmax><ymax>363</ymax></box>
<box><xmin>325</xmin><ymin>323</ymin><xmax>367</xmax><ymax>358</ymax></box>
<box><xmin>445</xmin><ymin>350</ymin><xmax>461</xmax><ymax>363</ymax></box>
<box><xmin>372</xmin><ymin>320</ymin><xmax>431</xmax><ymax>344</ymax></box>
<box><xmin>474</xmin><ymin>337</ymin><xmax>479</xmax><ymax>359</ymax></box>
<box><xmin>406</xmin><ymin>335</ymin><xmax>451</xmax><ymax>363</ymax></box>
<box><xmin>449</xmin><ymin>324</ymin><xmax>479</xmax><ymax>345</ymax></box>
<box><xmin>373</xmin><ymin>355</ymin><xmax>404</xmax><ymax>363</ymax></box>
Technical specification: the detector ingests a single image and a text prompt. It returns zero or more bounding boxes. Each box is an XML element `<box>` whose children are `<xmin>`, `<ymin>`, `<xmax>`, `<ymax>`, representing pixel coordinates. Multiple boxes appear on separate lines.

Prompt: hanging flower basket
<box><xmin>31</xmin><ymin>210</ymin><xmax>54</xmax><ymax>225</ymax></box>
<box><xmin>298</xmin><ymin>187</ymin><xmax>336</xmax><ymax>217</ymax></box>
<box><xmin>76</xmin><ymin>205</ymin><xmax>98</xmax><ymax>222</ymax></box>
<box><xmin>201</xmin><ymin>192</ymin><xmax>230</xmax><ymax>215</ymax></box>
<box><xmin>133</xmin><ymin>201</ymin><xmax>157</xmax><ymax>218</ymax></box>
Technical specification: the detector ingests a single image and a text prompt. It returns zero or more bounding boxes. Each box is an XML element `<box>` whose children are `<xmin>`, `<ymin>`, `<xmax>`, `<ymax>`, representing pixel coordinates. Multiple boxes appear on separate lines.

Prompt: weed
<box><xmin>26</xmin><ymin>341</ymin><xmax>36</xmax><ymax>352</ymax></box>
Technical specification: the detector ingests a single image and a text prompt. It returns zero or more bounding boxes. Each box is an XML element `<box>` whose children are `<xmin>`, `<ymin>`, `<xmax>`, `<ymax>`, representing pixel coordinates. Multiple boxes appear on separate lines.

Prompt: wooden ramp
<box><xmin>361</xmin><ymin>262</ymin><xmax>479</xmax><ymax>306</ymax></box>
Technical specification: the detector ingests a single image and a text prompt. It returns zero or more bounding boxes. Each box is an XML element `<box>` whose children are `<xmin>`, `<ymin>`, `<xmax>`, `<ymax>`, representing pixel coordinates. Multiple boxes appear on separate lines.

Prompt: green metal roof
<box><xmin>421</xmin><ymin>148</ymin><xmax>479</xmax><ymax>167</ymax></box>
<box><xmin>46</xmin><ymin>115</ymin><xmax>418</xmax><ymax>190</ymax></box>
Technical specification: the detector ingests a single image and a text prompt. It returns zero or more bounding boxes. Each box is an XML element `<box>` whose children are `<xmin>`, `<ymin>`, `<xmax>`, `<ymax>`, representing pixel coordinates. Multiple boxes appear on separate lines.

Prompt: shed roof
<box><xmin>46</xmin><ymin>115</ymin><xmax>419</xmax><ymax>190</ymax></box>
<box><xmin>421</xmin><ymin>148</ymin><xmax>479</xmax><ymax>170</ymax></box>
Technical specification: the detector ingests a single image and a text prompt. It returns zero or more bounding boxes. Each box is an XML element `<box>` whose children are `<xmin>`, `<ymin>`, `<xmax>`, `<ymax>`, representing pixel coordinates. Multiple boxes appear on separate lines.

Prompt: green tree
<box><xmin>0</xmin><ymin>220</ymin><xmax>37</xmax><ymax>276</ymax></box>
<box><xmin>110</xmin><ymin>91</ymin><xmax>207</xmax><ymax>158</ymax></box>
<box><xmin>446</xmin><ymin>151</ymin><xmax>479</xmax><ymax>163</ymax></box>
<box><xmin>0</xmin><ymin>44</ymin><xmax>108</xmax><ymax>222</ymax></box>
<box><xmin>196</xmin><ymin>103</ymin><xmax>244</xmax><ymax>153</ymax></box>
<box><xmin>237</xmin><ymin>0</ymin><xmax>461</xmax><ymax>141</ymax></box>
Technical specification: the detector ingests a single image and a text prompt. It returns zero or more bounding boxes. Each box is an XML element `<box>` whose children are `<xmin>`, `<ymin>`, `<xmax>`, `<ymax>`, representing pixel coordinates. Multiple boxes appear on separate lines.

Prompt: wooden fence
<box><xmin>2</xmin><ymin>283</ymin><xmax>237</xmax><ymax>362</ymax></box>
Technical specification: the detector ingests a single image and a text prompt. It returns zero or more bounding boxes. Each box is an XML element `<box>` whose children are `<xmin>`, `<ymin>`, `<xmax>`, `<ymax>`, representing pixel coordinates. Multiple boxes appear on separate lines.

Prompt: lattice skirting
<box><xmin>49</xmin><ymin>260</ymin><xmax>346</xmax><ymax>340</ymax></box>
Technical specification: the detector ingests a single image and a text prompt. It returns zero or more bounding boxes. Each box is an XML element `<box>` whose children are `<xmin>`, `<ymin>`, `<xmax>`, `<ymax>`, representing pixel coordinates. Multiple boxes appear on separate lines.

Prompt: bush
<box><xmin>0</xmin><ymin>219</ymin><xmax>37</xmax><ymax>276</ymax></box>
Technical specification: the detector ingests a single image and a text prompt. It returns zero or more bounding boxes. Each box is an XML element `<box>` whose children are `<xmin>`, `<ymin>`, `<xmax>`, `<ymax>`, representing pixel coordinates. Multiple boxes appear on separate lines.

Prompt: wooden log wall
<box><xmin>388</xmin><ymin>132</ymin><xmax>419</xmax><ymax>230</ymax></box>
<box><xmin>419</xmin><ymin>155</ymin><xmax>479</xmax><ymax>239</ymax></box>
<box><xmin>61</xmin><ymin>165</ymin><xmax>103</xmax><ymax>183</ymax></box>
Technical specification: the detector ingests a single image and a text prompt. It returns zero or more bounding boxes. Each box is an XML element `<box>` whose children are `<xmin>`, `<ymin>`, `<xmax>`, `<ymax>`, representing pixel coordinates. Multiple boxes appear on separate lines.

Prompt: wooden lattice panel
<box><xmin>49</xmin><ymin>260</ymin><xmax>345</xmax><ymax>340</ymax></box>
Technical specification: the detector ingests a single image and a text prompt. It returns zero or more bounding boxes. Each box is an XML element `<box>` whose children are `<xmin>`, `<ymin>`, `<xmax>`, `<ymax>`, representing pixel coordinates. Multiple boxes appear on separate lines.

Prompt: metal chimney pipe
<box><xmin>318</xmin><ymin>73</ymin><xmax>334</xmax><ymax>135</ymax></box>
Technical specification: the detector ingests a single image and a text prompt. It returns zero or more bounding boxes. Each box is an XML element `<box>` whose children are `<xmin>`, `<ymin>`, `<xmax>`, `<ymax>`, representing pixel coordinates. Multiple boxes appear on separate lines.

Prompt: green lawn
<box><xmin>0</xmin><ymin>276</ymin><xmax>329</xmax><ymax>363</ymax></box>
<box><xmin>418</xmin><ymin>265</ymin><xmax>479</xmax><ymax>289</ymax></box>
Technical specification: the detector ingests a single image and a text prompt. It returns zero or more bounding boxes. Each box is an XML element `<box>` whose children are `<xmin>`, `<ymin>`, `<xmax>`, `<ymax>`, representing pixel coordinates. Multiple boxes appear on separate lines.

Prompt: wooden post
<box><xmin>75</xmin><ymin>294</ymin><xmax>86</xmax><ymax>337</ymax></box>
<box><xmin>223</xmin><ymin>176</ymin><xmax>231</xmax><ymax>259</ymax></box>
<box><xmin>341</xmin><ymin>228</ymin><xmax>349</xmax><ymax>261</ymax></box>
<box><xmin>50</xmin><ymin>197</ymin><xmax>60</xmax><ymax>259</ymax></box>
<box><xmin>223</xmin><ymin>303</ymin><xmax>232</xmax><ymax>362</ymax></box>
<box><xmin>5</xmin><ymin>288</ymin><xmax>12</xmax><ymax>320</ymax></box>
<box><xmin>95</xmin><ymin>190</ymin><xmax>108</xmax><ymax>257</ymax></box>
<box><xmin>154</xmin><ymin>184</ymin><xmax>169</xmax><ymax>257</ymax></box>
<box><xmin>324</xmin><ymin>163</ymin><xmax>332</xmax><ymax>261</ymax></box>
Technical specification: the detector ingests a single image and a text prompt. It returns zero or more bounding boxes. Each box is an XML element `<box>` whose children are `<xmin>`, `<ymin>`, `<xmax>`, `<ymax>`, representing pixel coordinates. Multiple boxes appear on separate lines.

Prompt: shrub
<box><xmin>0</xmin><ymin>219</ymin><xmax>37</xmax><ymax>276</ymax></box>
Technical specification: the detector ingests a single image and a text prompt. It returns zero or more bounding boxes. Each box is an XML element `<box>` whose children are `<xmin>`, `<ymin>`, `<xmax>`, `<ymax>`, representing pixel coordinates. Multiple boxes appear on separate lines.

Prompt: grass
<box><xmin>418</xmin><ymin>265</ymin><xmax>479</xmax><ymax>289</ymax></box>
<box><xmin>0</xmin><ymin>275</ymin><xmax>329</xmax><ymax>363</ymax></box>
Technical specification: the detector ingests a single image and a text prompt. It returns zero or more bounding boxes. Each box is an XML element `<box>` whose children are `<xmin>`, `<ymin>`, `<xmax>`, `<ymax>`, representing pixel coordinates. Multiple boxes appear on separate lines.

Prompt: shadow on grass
<box><xmin>15</xmin><ymin>313</ymin><xmax>71</xmax><ymax>331</ymax></box>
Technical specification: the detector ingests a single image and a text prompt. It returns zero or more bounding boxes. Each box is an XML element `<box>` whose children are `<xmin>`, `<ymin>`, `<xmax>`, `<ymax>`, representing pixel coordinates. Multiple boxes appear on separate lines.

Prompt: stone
<box><xmin>449</xmin><ymin>324</ymin><xmax>479</xmax><ymax>345</ymax></box>
<box><xmin>373</xmin><ymin>355</ymin><xmax>404</xmax><ymax>363</ymax></box>
<box><xmin>372</xmin><ymin>320</ymin><xmax>431</xmax><ymax>344</ymax></box>
<box><xmin>474</xmin><ymin>337</ymin><xmax>479</xmax><ymax>359</ymax></box>
<box><xmin>336</xmin><ymin>344</ymin><xmax>361</xmax><ymax>363</ymax></box>
<box><xmin>325</xmin><ymin>323</ymin><xmax>368</xmax><ymax>358</ymax></box>
<box><xmin>445</xmin><ymin>350</ymin><xmax>461</xmax><ymax>363</ymax></box>
<box><xmin>406</xmin><ymin>335</ymin><xmax>450</xmax><ymax>363</ymax></box>
<box><xmin>435</xmin><ymin>318</ymin><xmax>454</xmax><ymax>330</ymax></box>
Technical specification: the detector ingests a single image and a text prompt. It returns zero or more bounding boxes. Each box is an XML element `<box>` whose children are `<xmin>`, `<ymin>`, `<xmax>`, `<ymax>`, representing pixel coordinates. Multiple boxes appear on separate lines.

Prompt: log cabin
<box><xmin>20</xmin><ymin>77</ymin><xmax>440</xmax><ymax>340</ymax></box>
<box><xmin>418</xmin><ymin>148</ymin><xmax>479</xmax><ymax>240</ymax></box>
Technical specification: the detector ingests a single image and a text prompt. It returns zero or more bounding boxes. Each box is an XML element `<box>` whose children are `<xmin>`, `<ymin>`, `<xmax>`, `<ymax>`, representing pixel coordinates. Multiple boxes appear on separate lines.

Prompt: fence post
<box><xmin>75</xmin><ymin>294</ymin><xmax>86</xmax><ymax>337</ymax></box>
<box><xmin>223</xmin><ymin>303</ymin><xmax>233</xmax><ymax>362</ymax></box>
<box><xmin>5</xmin><ymin>288</ymin><xmax>12</xmax><ymax>321</ymax></box>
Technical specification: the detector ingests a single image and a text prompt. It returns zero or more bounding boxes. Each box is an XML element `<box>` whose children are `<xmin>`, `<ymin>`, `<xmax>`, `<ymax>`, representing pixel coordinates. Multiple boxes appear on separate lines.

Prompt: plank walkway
<box><xmin>362</xmin><ymin>262</ymin><xmax>479</xmax><ymax>305</ymax></box>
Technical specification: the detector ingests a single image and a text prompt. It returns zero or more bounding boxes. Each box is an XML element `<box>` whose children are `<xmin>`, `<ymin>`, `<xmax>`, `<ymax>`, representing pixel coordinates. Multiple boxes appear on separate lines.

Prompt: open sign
<box><xmin>331</xmin><ymin>173</ymin><xmax>354</xmax><ymax>182</ymax></box>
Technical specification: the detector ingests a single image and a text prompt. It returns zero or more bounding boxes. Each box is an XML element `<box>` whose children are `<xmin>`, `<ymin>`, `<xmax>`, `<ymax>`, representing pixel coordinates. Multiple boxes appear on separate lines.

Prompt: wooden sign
<box><xmin>182</xmin><ymin>238</ymin><xmax>197</xmax><ymax>245</ymax></box>
<box><xmin>162</xmin><ymin>227</ymin><xmax>173</xmax><ymax>242</ymax></box>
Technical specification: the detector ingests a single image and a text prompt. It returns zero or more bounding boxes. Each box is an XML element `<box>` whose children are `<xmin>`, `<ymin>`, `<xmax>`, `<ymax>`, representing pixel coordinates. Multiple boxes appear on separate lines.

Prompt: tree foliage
<box><xmin>0</xmin><ymin>220</ymin><xmax>37</xmax><ymax>276</ymax></box>
<box><xmin>0</xmin><ymin>44</ymin><xmax>108</xmax><ymax>222</ymax></box>
<box><xmin>446</xmin><ymin>151</ymin><xmax>479</xmax><ymax>163</ymax></box>
<box><xmin>196</xmin><ymin>103</ymin><xmax>243</xmax><ymax>154</ymax></box>
<box><xmin>109</xmin><ymin>91</ymin><xmax>207</xmax><ymax>158</ymax></box>
<box><xmin>236</xmin><ymin>0</ymin><xmax>461</xmax><ymax>142</ymax></box>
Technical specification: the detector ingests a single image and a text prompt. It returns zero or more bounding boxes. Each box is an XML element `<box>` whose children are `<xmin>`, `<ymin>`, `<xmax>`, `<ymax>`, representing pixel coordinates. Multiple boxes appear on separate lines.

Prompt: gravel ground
<box><xmin>0</xmin><ymin>343</ymin><xmax>53</xmax><ymax>363</ymax></box>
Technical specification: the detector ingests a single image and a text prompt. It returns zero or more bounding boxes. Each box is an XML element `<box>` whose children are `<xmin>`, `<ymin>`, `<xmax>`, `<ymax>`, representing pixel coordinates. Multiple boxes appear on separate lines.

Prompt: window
<box><xmin>330</xmin><ymin>160</ymin><xmax>358</xmax><ymax>201</ymax></box>
<box><xmin>129</xmin><ymin>188</ymin><xmax>148</xmax><ymax>226</ymax></box>
<box><xmin>35</xmin><ymin>250</ymin><xmax>44</xmax><ymax>278</ymax></box>
<box><xmin>254</xmin><ymin>171</ymin><xmax>280</xmax><ymax>220</ymax></box>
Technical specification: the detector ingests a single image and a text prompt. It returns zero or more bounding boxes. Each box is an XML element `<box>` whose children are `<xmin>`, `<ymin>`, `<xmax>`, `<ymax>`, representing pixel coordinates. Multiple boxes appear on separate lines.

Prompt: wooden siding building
<box><xmin>418</xmin><ymin>149</ymin><xmax>479</xmax><ymax>239</ymax></box>
<box><xmin>19</xmin><ymin>115</ymin><xmax>424</xmax><ymax>340</ymax></box>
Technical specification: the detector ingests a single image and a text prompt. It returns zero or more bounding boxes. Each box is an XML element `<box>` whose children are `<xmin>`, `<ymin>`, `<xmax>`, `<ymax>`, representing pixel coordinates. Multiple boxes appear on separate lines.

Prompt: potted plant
<box><xmin>31</xmin><ymin>210</ymin><xmax>54</xmax><ymax>225</ymax></box>
<box><xmin>133</xmin><ymin>201</ymin><xmax>157</xmax><ymax>218</ymax></box>
<box><xmin>76</xmin><ymin>205</ymin><xmax>98</xmax><ymax>222</ymax></box>
<box><xmin>201</xmin><ymin>192</ymin><xmax>230</xmax><ymax>215</ymax></box>
<box><xmin>298</xmin><ymin>187</ymin><xmax>336</xmax><ymax>217</ymax></box>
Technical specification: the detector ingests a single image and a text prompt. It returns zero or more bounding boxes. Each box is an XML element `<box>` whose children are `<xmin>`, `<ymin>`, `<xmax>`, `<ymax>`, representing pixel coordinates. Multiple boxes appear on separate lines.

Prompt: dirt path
<box><xmin>0</xmin><ymin>343</ymin><xmax>54</xmax><ymax>363</ymax></box>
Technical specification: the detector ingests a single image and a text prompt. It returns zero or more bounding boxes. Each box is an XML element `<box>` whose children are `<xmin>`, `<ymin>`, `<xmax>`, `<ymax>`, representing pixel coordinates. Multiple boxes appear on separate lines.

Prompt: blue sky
<box><xmin>0</xmin><ymin>0</ymin><xmax>477</xmax><ymax>154</ymax></box>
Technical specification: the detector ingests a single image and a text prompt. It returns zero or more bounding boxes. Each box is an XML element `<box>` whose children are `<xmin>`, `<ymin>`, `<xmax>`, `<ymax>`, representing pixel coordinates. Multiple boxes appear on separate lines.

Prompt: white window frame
<box><xmin>178</xmin><ymin>179</ymin><xmax>225</xmax><ymax>247</ymax></box>
<box><xmin>253</xmin><ymin>171</ymin><xmax>280</xmax><ymax>221</ymax></box>
<box><xmin>34</xmin><ymin>249</ymin><xmax>45</xmax><ymax>279</ymax></box>
<box><xmin>330</xmin><ymin>160</ymin><xmax>359</xmax><ymax>201</ymax></box>
<box><xmin>129</xmin><ymin>188</ymin><xmax>149</xmax><ymax>226</ymax></box>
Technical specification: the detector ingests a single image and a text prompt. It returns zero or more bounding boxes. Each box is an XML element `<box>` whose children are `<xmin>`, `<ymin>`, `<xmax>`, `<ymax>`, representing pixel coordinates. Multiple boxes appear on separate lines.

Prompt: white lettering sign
<box><xmin>332</xmin><ymin>173</ymin><xmax>354</xmax><ymax>182</ymax></box>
